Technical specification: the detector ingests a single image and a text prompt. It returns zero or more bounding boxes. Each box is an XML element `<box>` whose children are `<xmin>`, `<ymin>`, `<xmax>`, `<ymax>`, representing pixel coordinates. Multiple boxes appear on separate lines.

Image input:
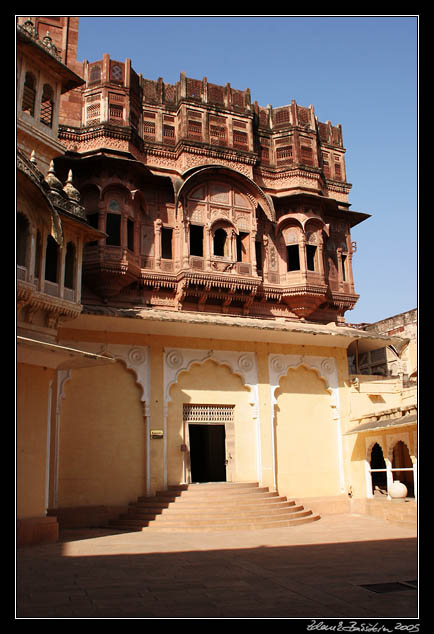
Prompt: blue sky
<box><xmin>77</xmin><ymin>15</ymin><xmax>418</xmax><ymax>324</ymax></box>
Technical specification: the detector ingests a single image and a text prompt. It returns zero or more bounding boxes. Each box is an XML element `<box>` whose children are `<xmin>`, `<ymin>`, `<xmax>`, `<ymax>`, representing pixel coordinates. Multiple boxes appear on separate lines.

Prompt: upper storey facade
<box><xmin>50</xmin><ymin>48</ymin><xmax>370</xmax><ymax>324</ymax></box>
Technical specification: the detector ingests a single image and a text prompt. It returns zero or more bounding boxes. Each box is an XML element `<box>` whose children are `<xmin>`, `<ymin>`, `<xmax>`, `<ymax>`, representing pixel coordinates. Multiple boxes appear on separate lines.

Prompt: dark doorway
<box><xmin>189</xmin><ymin>424</ymin><xmax>226</xmax><ymax>483</ymax></box>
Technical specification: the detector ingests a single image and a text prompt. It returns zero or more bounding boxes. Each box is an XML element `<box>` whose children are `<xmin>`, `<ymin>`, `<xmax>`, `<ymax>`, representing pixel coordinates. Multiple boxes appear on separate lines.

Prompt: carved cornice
<box><xmin>17</xmin><ymin>280</ymin><xmax>82</xmax><ymax>329</ymax></box>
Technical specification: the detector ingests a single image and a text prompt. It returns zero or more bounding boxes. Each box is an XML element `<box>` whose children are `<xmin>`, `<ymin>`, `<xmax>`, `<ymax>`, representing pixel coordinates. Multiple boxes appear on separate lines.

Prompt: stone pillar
<box><xmin>154</xmin><ymin>219</ymin><xmax>162</xmax><ymax>270</ymax></box>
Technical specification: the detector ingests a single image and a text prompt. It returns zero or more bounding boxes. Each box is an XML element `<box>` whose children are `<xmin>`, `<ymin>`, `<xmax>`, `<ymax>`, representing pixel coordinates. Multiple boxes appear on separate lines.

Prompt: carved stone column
<box><xmin>299</xmin><ymin>236</ymin><xmax>307</xmax><ymax>281</ymax></box>
<box><xmin>154</xmin><ymin>218</ymin><xmax>162</xmax><ymax>270</ymax></box>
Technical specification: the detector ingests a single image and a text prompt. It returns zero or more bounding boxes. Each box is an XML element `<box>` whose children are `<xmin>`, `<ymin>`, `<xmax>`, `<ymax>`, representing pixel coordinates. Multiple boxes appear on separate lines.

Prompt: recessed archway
<box><xmin>166</xmin><ymin>354</ymin><xmax>258</xmax><ymax>486</ymax></box>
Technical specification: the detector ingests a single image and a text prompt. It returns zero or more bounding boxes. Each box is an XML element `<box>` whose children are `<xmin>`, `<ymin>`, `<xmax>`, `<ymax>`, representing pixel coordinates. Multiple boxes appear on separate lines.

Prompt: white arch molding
<box><xmin>164</xmin><ymin>348</ymin><xmax>261</xmax><ymax>488</ymax></box>
<box><xmin>268</xmin><ymin>353</ymin><xmax>345</xmax><ymax>493</ymax></box>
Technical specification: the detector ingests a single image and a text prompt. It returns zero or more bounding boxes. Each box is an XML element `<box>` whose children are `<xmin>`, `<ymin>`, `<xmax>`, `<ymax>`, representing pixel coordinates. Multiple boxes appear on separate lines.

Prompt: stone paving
<box><xmin>16</xmin><ymin>513</ymin><xmax>418</xmax><ymax>619</ymax></box>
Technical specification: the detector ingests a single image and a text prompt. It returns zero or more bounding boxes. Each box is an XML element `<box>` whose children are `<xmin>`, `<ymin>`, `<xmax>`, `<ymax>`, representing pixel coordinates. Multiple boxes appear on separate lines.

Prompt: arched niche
<box><xmin>268</xmin><ymin>353</ymin><xmax>345</xmax><ymax>495</ymax></box>
<box><xmin>164</xmin><ymin>348</ymin><xmax>260</xmax><ymax>485</ymax></box>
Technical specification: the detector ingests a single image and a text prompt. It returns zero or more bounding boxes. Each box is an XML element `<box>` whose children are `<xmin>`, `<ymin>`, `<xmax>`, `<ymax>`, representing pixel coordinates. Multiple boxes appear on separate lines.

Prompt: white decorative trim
<box><xmin>268</xmin><ymin>353</ymin><xmax>345</xmax><ymax>493</ymax></box>
<box><xmin>164</xmin><ymin>348</ymin><xmax>261</xmax><ymax>487</ymax></box>
<box><xmin>53</xmin><ymin>369</ymin><xmax>70</xmax><ymax>508</ymax></box>
<box><xmin>364</xmin><ymin>435</ymin><xmax>386</xmax><ymax>498</ymax></box>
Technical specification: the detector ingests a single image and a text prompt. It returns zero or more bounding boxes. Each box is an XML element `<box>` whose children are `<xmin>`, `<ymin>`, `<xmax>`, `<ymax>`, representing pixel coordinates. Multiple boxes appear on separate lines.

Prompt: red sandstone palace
<box><xmin>19</xmin><ymin>16</ymin><xmax>369</xmax><ymax>325</ymax></box>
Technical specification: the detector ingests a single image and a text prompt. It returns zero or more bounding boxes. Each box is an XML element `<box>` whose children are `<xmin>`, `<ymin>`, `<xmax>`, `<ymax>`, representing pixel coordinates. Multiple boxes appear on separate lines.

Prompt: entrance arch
<box><xmin>164</xmin><ymin>349</ymin><xmax>260</xmax><ymax>486</ymax></box>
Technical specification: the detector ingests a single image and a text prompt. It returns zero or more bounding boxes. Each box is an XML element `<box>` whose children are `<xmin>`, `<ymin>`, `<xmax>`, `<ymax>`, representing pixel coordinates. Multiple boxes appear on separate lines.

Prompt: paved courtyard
<box><xmin>16</xmin><ymin>513</ymin><xmax>418</xmax><ymax>619</ymax></box>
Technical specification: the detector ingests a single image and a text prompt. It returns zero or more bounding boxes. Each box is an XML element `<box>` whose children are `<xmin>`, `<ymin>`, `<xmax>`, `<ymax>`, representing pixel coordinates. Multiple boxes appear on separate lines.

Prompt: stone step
<box><xmin>121</xmin><ymin>503</ymin><xmax>306</xmax><ymax>522</ymax></box>
<box><xmin>128</xmin><ymin>500</ymin><xmax>296</xmax><ymax>515</ymax></box>
<box><xmin>115</xmin><ymin>507</ymin><xmax>312</xmax><ymax>526</ymax></box>
<box><xmin>131</xmin><ymin>495</ymin><xmax>292</xmax><ymax>511</ymax></box>
<box><xmin>109</xmin><ymin>513</ymin><xmax>321</xmax><ymax>532</ymax></box>
<box><xmin>109</xmin><ymin>482</ymin><xmax>321</xmax><ymax>532</ymax></box>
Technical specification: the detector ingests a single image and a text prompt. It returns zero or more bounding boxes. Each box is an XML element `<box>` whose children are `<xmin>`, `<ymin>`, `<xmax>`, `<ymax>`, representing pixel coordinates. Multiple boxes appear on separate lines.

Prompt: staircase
<box><xmin>108</xmin><ymin>482</ymin><xmax>321</xmax><ymax>532</ymax></box>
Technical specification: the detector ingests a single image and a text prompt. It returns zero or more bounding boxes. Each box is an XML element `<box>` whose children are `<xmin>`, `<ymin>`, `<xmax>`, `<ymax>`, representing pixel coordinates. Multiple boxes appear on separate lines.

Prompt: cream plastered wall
<box><xmin>347</xmin><ymin>376</ymin><xmax>402</xmax><ymax>423</ymax></box>
<box><xmin>274</xmin><ymin>365</ymin><xmax>342</xmax><ymax>499</ymax></box>
<box><xmin>58</xmin><ymin>324</ymin><xmax>351</xmax><ymax>502</ymax></box>
<box><xmin>57</xmin><ymin>361</ymin><xmax>145</xmax><ymax>508</ymax></box>
<box><xmin>17</xmin><ymin>363</ymin><xmax>55</xmax><ymax>518</ymax></box>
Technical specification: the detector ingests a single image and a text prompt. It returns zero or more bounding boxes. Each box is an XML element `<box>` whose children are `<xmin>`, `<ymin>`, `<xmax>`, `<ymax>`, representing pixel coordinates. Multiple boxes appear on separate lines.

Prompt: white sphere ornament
<box><xmin>389</xmin><ymin>480</ymin><xmax>408</xmax><ymax>499</ymax></box>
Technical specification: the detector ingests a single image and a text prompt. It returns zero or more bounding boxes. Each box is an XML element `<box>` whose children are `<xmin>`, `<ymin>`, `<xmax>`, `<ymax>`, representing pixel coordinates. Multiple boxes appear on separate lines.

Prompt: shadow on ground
<box><xmin>17</xmin><ymin>531</ymin><xmax>418</xmax><ymax>619</ymax></box>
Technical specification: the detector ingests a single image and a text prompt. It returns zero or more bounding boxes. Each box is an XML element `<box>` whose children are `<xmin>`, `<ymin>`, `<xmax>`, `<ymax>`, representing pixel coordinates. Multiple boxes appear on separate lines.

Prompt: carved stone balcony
<box><xmin>83</xmin><ymin>245</ymin><xmax>141</xmax><ymax>300</ymax></box>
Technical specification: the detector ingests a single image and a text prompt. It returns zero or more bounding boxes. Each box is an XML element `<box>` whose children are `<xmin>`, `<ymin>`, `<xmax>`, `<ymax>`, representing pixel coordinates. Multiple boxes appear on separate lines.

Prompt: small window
<box><xmin>22</xmin><ymin>72</ymin><xmax>36</xmax><ymax>116</ymax></box>
<box><xmin>161</xmin><ymin>227</ymin><xmax>173</xmax><ymax>259</ymax></box>
<box><xmin>190</xmin><ymin>225</ymin><xmax>204</xmax><ymax>257</ymax></box>
<box><xmin>236</xmin><ymin>232</ymin><xmax>249</xmax><ymax>262</ymax></box>
<box><xmin>106</xmin><ymin>213</ymin><xmax>121</xmax><ymax>246</ymax></box>
<box><xmin>306</xmin><ymin>244</ymin><xmax>317</xmax><ymax>271</ymax></box>
<box><xmin>127</xmin><ymin>218</ymin><xmax>135</xmax><ymax>251</ymax></box>
<box><xmin>255</xmin><ymin>241</ymin><xmax>263</xmax><ymax>271</ymax></box>
<box><xmin>45</xmin><ymin>236</ymin><xmax>59</xmax><ymax>282</ymax></box>
<box><xmin>213</xmin><ymin>228</ymin><xmax>227</xmax><ymax>257</ymax></box>
<box><xmin>64</xmin><ymin>242</ymin><xmax>76</xmax><ymax>289</ymax></box>
<box><xmin>40</xmin><ymin>84</ymin><xmax>54</xmax><ymax>127</ymax></box>
<box><xmin>287</xmin><ymin>244</ymin><xmax>300</xmax><ymax>271</ymax></box>
<box><xmin>341</xmin><ymin>254</ymin><xmax>347</xmax><ymax>281</ymax></box>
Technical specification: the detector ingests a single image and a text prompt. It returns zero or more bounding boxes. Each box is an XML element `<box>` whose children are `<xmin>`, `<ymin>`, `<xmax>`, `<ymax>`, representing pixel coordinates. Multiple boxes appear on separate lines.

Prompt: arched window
<box><xmin>106</xmin><ymin>199</ymin><xmax>121</xmax><ymax>246</ymax></box>
<box><xmin>16</xmin><ymin>213</ymin><xmax>29</xmax><ymax>268</ymax></box>
<box><xmin>213</xmin><ymin>228</ymin><xmax>227</xmax><ymax>257</ymax></box>
<box><xmin>64</xmin><ymin>242</ymin><xmax>76</xmax><ymax>289</ymax></box>
<box><xmin>392</xmin><ymin>440</ymin><xmax>414</xmax><ymax>497</ymax></box>
<box><xmin>283</xmin><ymin>227</ymin><xmax>302</xmax><ymax>272</ymax></box>
<box><xmin>40</xmin><ymin>84</ymin><xmax>54</xmax><ymax>127</ymax></box>
<box><xmin>369</xmin><ymin>443</ymin><xmax>387</xmax><ymax>495</ymax></box>
<box><xmin>22</xmin><ymin>71</ymin><xmax>36</xmax><ymax>117</ymax></box>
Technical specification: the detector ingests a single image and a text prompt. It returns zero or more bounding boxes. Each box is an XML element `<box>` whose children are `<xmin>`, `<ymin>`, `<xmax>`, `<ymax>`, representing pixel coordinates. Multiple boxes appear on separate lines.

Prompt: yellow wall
<box><xmin>275</xmin><ymin>366</ymin><xmax>342</xmax><ymax>498</ymax></box>
<box><xmin>17</xmin><ymin>363</ymin><xmax>54</xmax><ymax>518</ymax></box>
<box><xmin>347</xmin><ymin>376</ymin><xmax>402</xmax><ymax>424</ymax></box>
<box><xmin>58</xmin><ymin>361</ymin><xmax>145</xmax><ymax>508</ymax></box>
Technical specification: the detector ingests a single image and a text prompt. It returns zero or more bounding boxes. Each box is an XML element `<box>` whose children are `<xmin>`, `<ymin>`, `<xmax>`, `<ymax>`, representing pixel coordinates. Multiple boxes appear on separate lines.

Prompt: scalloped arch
<box><xmin>176</xmin><ymin>164</ymin><xmax>276</xmax><ymax>222</ymax></box>
<box><xmin>366</xmin><ymin>439</ymin><xmax>387</xmax><ymax>463</ymax></box>
<box><xmin>166</xmin><ymin>354</ymin><xmax>252</xmax><ymax>406</ymax></box>
<box><xmin>274</xmin><ymin>362</ymin><xmax>332</xmax><ymax>399</ymax></box>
